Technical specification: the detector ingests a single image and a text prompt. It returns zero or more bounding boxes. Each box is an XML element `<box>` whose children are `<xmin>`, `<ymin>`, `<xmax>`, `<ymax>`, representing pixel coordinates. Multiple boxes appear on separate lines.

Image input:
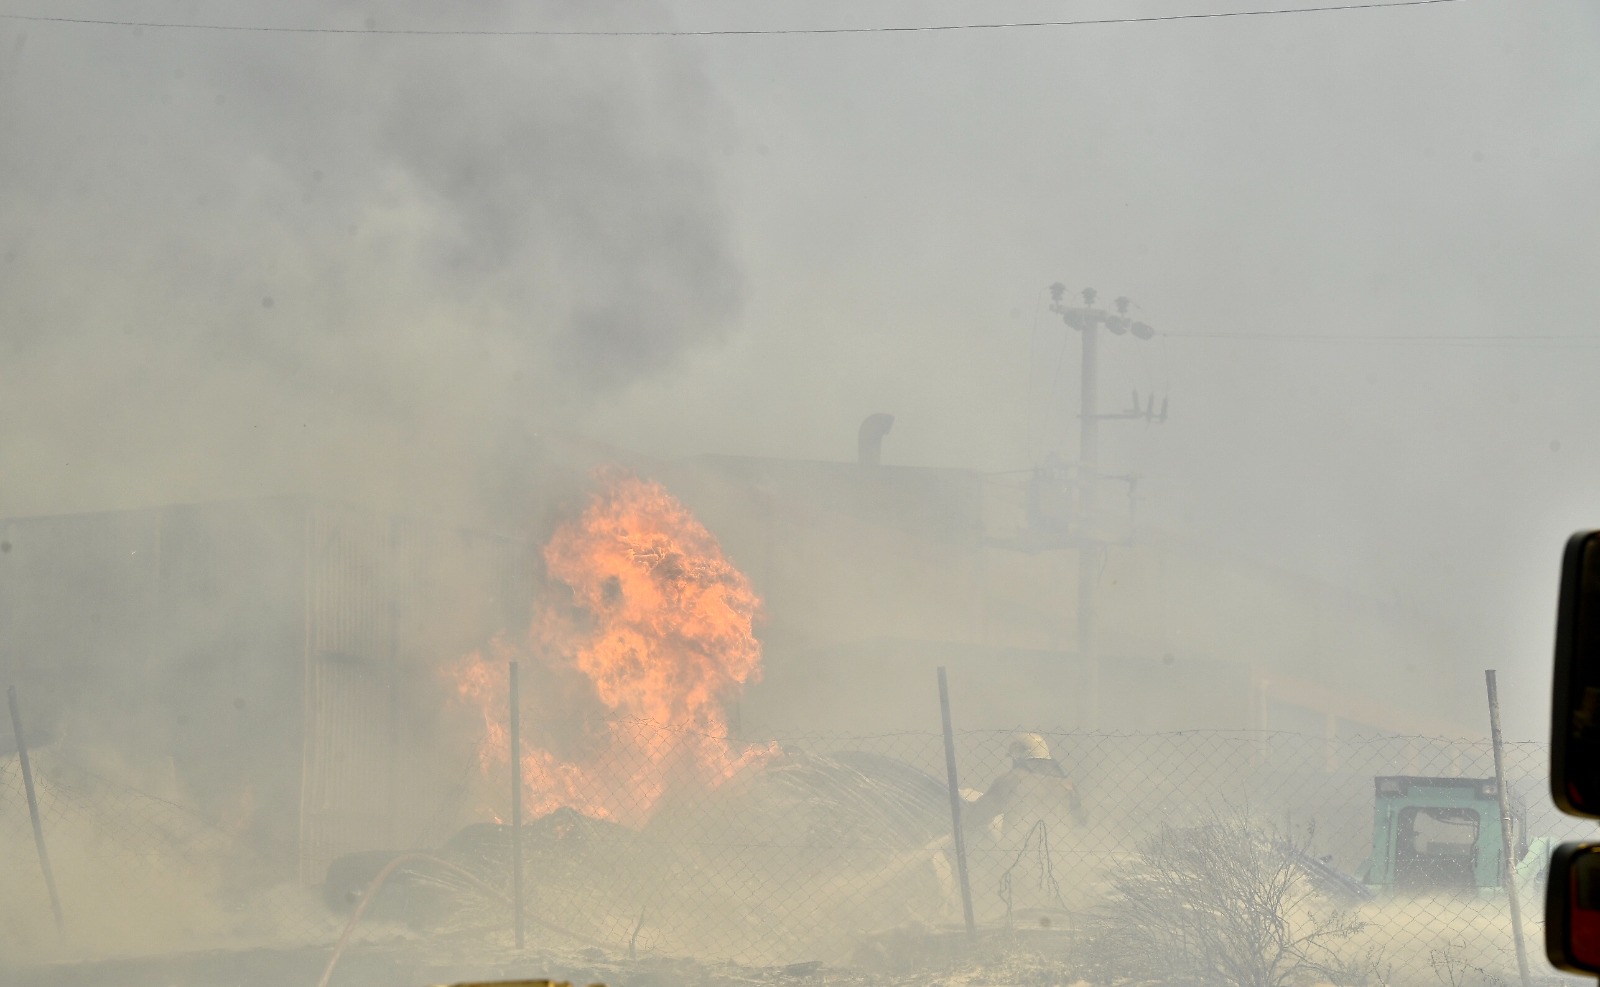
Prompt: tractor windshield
<box><xmin>1396</xmin><ymin>806</ymin><xmax>1481</xmax><ymax>890</ymax></box>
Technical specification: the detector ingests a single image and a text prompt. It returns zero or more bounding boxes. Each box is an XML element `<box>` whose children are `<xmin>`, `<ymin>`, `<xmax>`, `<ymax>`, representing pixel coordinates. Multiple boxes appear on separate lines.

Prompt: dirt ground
<box><xmin>5</xmin><ymin>924</ymin><xmax>1586</xmax><ymax>987</ymax></box>
<box><xmin>2</xmin><ymin>929</ymin><xmax>1078</xmax><ymax>987</ymax></box>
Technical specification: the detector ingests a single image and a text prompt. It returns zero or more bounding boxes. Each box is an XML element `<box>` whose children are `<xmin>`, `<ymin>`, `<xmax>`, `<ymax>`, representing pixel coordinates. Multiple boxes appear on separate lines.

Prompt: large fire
<box><xmin>452</xmin><ymin>471</ymin><xmax>775</xmax><ymax>826</ymax></box>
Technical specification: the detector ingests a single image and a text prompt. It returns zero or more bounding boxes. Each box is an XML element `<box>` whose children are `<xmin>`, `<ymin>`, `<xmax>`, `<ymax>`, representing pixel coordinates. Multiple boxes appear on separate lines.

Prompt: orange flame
<box><xmin>452</xmin><ymin>471</ymin><xmax>775</xmax><ymax>826</ymax></box>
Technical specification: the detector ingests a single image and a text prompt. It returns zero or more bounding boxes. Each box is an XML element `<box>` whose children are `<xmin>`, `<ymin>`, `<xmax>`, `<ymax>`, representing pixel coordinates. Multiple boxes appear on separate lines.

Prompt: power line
<box><xmin>1163</xmin><ymin>331</ymin><xmax>1600</xmax><ymax>345</ymax></box>
<box><xmin>0</xmin><ymin>0</ymin><xmax>1467</xmax><ymax>38</ymax></box>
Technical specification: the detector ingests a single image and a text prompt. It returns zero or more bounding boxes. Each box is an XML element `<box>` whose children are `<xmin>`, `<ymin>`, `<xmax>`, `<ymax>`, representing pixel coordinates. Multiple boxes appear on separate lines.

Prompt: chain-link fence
<box><xmin>764</xmin><ymin>728</ymin><xmax>1590</xmax><ymax>984</ymax></box>
<box><xmin>4</xmin><ymin>724</ymin><xmax>1594</xmax><ymax>985</ymax></box>
<box><xmin>0</xmin><ymin>748</ymin><xmax>348</xmax><ymax>959</ymax></box>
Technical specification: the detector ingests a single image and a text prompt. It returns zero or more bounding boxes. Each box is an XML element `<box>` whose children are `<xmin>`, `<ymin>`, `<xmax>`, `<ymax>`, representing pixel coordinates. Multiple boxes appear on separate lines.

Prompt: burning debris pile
<box><xmin>639</xmin><ymin>747</ymin><xmax>957</xmax><ymax>957</ymax></box>
<box><xmin>451</xmin><ymin>470</ymin><xmax>775</xmax><ymax>827</ymax></box>
<box><xmin>413</xmin><ymin>471</ymin><xmax>956</xmax><ymax>960</ymax></box>
<box><xmin>324</xmin><ymin>748</ymin><xmax>959</xmax><ymax>961</ymax></box>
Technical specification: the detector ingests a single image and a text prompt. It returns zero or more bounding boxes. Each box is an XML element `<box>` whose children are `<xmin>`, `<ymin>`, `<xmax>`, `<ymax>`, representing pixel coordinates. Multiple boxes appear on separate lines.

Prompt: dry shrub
<box><xmin>1081</xmin><ymin>807</ymin><xmax>1380</xmax><ymax>987</ymax></box>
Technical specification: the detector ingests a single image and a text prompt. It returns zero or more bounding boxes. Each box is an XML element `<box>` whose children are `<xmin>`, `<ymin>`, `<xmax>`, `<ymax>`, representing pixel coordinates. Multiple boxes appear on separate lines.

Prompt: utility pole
<box><xmin>1048</xmin><ymin>285</ymin><xmax>1161</xmax><ymax>729</ymax></box>
<box><xmin>1076</xmin><ymin>291</ymin><xmax>1101</xmax><ymax>730</ymax></box>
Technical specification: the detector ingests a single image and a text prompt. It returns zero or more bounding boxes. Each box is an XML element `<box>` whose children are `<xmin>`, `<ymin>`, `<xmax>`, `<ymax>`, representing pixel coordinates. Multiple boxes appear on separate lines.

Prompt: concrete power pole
<box><xmin>1076</xmin><ymin>293</ymin><xmax>1102</xmax><ymax>730</ymax></box>
<box><xmin>1048</xmin><ymin>285</ymin><xmax>1161</xmax><ymax>729</ymax></box>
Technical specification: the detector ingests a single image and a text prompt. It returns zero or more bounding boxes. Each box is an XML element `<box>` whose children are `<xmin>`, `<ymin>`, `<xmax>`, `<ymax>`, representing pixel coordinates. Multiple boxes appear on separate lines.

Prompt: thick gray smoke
<box><xmin>0</xmin><ymin>0</ymin><xmax>738</xmax><ymax>525</ymax></box>
<box><xmin>2</xmin><ymin>4</ymin><xmax>1600</xmax><ymax>985</ymax></box>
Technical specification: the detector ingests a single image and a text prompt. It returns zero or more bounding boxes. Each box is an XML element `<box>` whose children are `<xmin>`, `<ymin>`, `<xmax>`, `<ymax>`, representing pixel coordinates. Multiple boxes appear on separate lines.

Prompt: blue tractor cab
<box><xmin>1361</xmin><ymin>776</ymin><xmax>1515</xmax><ymax>893</ymax></box>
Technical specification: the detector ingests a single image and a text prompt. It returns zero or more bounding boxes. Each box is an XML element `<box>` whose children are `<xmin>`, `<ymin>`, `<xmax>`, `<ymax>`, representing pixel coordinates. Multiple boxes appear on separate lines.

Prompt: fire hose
<box><xmin>315</xmin><ymin>852</ymin><xmax>603</xmax><ymax>987</ymax></box>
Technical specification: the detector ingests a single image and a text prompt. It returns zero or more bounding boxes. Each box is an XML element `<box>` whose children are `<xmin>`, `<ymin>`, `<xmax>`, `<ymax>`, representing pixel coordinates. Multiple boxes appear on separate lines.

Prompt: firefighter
<box><xmin>968</xmin><ymin>732</ymin><xmax>1083</xmax><ymax>840</ymax></box>
<box><xmin>963</xmin><ymin>732</ymin><xmax>1084</xmax><ymax>922</ymax></box>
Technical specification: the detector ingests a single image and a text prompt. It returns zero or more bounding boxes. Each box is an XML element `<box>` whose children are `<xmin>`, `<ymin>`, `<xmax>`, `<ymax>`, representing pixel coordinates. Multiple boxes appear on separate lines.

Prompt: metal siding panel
<box><xmin>386</xmin><ymin>521</ymin><xmax>529</xmax><ymax>851</ymax></box>
<box><xmin>287</xmin><ymin>503</ymin><xmax>531</xmax><ymax>881</ymax></box>
<box><xmin>298</xmin><ymin>505</ymin><xmax>394</xmax><ymax>883</ymax></box>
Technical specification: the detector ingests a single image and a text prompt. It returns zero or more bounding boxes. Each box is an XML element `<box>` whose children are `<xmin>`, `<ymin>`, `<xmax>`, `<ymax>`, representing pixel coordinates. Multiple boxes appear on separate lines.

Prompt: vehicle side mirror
<box><xmin>1552</xmin><ymin>531</ymin><xmax>1600</xmax><ymax>817</ymax></box>
<box><xmin>1547</xmin><ymin>532</ymin><xmax>1600</xmax><ymax>974</ymax></box>
<box><xmin>1547</xmin><ymin>843</ymin><xmax>1600</xmax><ymax>975</ymax></box>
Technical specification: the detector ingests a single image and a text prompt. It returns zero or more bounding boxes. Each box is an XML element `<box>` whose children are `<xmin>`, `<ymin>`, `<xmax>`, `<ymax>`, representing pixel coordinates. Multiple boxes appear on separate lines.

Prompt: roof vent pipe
<box><xmin>858</xmin><ymin>413</ymin><xmax>894</xmax><ymax>467</ymax></box>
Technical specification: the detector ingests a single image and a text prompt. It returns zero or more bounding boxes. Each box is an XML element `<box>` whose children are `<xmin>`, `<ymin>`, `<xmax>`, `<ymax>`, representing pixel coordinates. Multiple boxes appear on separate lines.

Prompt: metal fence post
<box><xmin>1485</xmin><ymin>670</ymin><xmax>1531</xmax><ymax>987</ymax></box>
<box><xmin>8</xmin><ymin>684</ymin><xmax>63</xmax><ymax>933</ymax></box>
<box><xmin>937</xmin><ymin>667</ymin><xmax>978</xmax><ymax>938</ymax></box>
<box><xmin>509</xmin><ymin>660</ymin><xmax>524</xmax><ymax>950</ymax></box>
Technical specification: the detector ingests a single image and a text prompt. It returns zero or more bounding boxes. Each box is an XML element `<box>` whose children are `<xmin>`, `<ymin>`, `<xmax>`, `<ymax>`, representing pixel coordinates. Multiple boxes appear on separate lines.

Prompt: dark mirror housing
<box><xmin>1552</xmin><ymin>531</ymin><xmax>1600</xmax><ymax>817</ymax></box>
<box><xmin>1547</xmin><ymin>843</ymin><xmax>1600</xmax><ymax>974</ymax></box>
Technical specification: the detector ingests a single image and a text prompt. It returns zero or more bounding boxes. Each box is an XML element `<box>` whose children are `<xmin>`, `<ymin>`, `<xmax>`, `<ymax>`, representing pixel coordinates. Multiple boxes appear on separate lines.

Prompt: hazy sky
<box><xmin>590</xmin><ymin>0</ymin><xmax>1600</xmax><ymax>736</ymax></box>
<box><xmin>1</xmin><ymin>0</ymin><xmax>1597</xmax><ymax>736</ymax></box>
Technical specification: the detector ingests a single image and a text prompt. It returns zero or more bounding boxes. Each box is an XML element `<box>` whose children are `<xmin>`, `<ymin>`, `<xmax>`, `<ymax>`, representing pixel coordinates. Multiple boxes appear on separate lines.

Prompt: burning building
<box><xmin>0</xmin><ymin>461</ymin><xmax>1488</xmax><ymax>969</ymax></box>
<box><xmin>0</xmin><ymin>452</ymin><xmax>1471</xmax><ymax>921</ymax></box>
